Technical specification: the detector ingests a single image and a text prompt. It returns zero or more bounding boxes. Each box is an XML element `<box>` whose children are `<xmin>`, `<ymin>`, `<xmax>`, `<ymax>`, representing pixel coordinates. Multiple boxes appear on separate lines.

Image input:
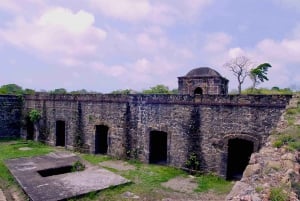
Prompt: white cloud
<box><xmin>255</xmin><ymin>38</ymin><xmax>300</xmax><ymax>64</ymax></box>
<box><xmin>90</xmin><ymin>0</ymin><xmax>151</xmax><ymax>21</ymax></box>
<box><xmin>273</xmin><ymin>0</ymin><xmax>300</xmax><ymax>11</ymax></box>
<box><xmin>228</xmin><ymin>47</ymin><xmax>246</xmax><ymax>58</ymax></box>
<box><xmin>38</xmin><ymin>8</ymin><xmax>95</xmax><ymax>34</ymax></box>
<box><xmin>204</xmin><ymin>32</ymin><xmax>232</xmax><ymax>52</ymax></box>
<box><xmin>0</xmin><ymin>7</ymin><xmax>107</xmax><ymax>60</ymax></box>
<box><xmin>89</xmin><ymin>0</ymin><xmax>214</xmax><ymax>25</ymax></box>
<box><xmin>0</xmin><ymin>0</ymin><xmax>46</xmax><ymax>14</ymax></box>
<box><xmin>136</xmin><ymin>33</ymin><xmax>167</xmax><ymax>52</ymax></box>
<box><xmin>89</xmin><ymin>56</ymin><xmax>181</xmax><ymax>90</ymax></box>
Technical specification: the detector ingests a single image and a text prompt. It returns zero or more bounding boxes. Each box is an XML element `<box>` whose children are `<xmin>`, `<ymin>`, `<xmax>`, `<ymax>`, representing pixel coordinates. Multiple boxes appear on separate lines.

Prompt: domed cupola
<box><xmin>178</xmin><ymin>67</ymin><xmax>228</xmax><ymax>95</ymax></box>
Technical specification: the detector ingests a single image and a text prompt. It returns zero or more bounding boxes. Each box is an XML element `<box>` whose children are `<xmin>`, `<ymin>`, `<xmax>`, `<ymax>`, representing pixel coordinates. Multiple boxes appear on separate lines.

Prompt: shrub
<box><xmin>269</xmin><ymin>187</ymin><xmax>288</xmax><ymax>201</ymax></box>
<box><xmin>29</xmin><ymin>109</ymin><xmax>41</xmax><ymax>122</ymax></box>
<box><xmin>71</xmin><ymin>160</ymin><xmax>85</xmax><ymax>172</ymax></box>
<box><xmin>185</xmin><ymin>152</ymin><xmax>200</xmax><ymax>171</ymax></box>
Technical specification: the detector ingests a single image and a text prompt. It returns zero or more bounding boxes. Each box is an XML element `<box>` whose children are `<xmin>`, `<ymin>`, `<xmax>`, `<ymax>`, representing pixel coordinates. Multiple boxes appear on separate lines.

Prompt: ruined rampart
<box><xmin>21</xmin><ymin>93</ymin><xmax>291</xmax><ymax>177</ymax></box>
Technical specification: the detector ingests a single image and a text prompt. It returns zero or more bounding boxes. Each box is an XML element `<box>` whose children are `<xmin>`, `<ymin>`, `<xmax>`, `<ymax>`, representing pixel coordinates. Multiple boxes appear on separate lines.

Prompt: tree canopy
<box><xmin>142</xmin><ymin>84</ymin><xmax>175</xmax><ymax>94</ymax></box>
<box><xmin>250</xmin><ymin>63</ymin><xmax>272</xmax><ymax>89</ymax></box>
<box><xmin>0</xmin><ymin>84</ymin><xmax>35</xmax><ymax>95</ymax></box>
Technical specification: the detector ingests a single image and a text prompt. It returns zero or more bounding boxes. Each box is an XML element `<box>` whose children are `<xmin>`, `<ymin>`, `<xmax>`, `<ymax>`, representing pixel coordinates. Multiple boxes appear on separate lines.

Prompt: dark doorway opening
<box><xmin>26</xmin><ymin>120</ymin><xmax>34</xmax><ymax>140</ymax></box>
<box><xmin>226</xmin><ymin>139</ymin><xmax>254</xmax><ymax>180</ymax></box>
<box><xmin>194</xmin><ymin>87</ymin><xmax>203</xmax><ymax>95</ymax></box>
<box><xmin>56</xmin><ymin>121</ymin><xmax>66</xmax><ymax>147</ymax></box>
<box><xmin>149</xmin><ymin>131</ymin><xmax>167</xmax><ymax>164</ymax></box>
<box><xmin>38</xmin><ymin>166</ymin><xmax>72</xmax><ymax>177</ymax></box>
<box><xmin>95</xmin><ymin>125</ymin><xmax>109</xmax><ymax>154</ymax></box>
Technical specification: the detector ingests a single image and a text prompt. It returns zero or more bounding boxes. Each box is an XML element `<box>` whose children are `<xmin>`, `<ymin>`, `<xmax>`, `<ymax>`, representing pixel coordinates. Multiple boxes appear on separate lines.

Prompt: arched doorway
<box><xmin>26</xmin><ymin>119</ymin><xmax>34</xmax><ymax>140</ymax></box>
<box><xmin>149</xmin><ymin>131</ymin><xmax>168</xmax><ymax>164</ymax></box>
<box><xmin>194</xmin><ymin>87</ymin><xmax>203</xmax><ymax>95</ymax></box>
<box><xmin>226</xmin><ymin>139</ymin><xmax>254</xmax><ymax>180</ymax></box>
<box><xmin>95</xmin><ymin>125</ymin><xmax>109</xmax><ymax>154</ymax></box>
<box><xmin>56</xmin><ymin>121</ymin><xmax>66</xmax><ymax>146</ymax></box>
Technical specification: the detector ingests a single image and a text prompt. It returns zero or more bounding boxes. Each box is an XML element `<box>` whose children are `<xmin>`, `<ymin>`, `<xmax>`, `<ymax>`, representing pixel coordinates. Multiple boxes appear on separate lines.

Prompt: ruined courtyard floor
<box><xmin>0</xmin><ymin>141</ymin><xmax>233</xmax><ymax>201</ymax></box>
<box><xmin>5</xmin><ymin>152</ymin><xmax>130</xmax><ymax>201</ymax></box>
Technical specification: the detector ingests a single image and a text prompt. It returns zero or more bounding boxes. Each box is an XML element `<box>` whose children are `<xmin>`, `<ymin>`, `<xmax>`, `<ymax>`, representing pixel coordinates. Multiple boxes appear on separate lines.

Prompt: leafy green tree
<box><xmin>111</xmin><ymin>89</ymin><xmax>132</xmax><ymax>94</ymax></box>
<box><xmin>24</xmin><ymin>88</ymin><xmax>35</xmax><ymax>94</ymax></box>
<box><xmin>250</xmin><ymin>63</ymin><xmax>272</xmax><ymax>89</ymax></box>
<box><xmin>51</xmin><ymin>88</ymin><xmax>67</xmax><ymax>94</ymax></box>
<box><xmin>0</xmin><ymin>84</ymin><xmax>23</xmax><ymax>95</ymax></box>
<box><xmin>142</xmin><ymin>84</ymin><xmax>172</xmax><ymax>94</ymax></box>
<box><xmin>70</xmin><ymin>89</ymin><xmax>88</xmax><ymax>94</ymax></box>
<box><xmin>171</xmin><ymin>89</ymin><xmax>178</xmax><ymax>94</ymax></box>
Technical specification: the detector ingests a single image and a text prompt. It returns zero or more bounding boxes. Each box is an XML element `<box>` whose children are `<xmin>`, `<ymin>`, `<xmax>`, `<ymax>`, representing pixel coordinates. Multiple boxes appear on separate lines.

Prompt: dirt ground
<box><xmin>99</xmin><ymin>160</ymin><xmax>229</xmax><ymax>201</ymax></box>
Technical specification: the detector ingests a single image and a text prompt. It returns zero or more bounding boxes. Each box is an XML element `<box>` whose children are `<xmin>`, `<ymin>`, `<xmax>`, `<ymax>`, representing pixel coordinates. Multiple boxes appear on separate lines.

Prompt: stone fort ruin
<box><xmin>0</xmin><ymin>67</ymin><xmax>291</xmax><ymax>179</ymax></box>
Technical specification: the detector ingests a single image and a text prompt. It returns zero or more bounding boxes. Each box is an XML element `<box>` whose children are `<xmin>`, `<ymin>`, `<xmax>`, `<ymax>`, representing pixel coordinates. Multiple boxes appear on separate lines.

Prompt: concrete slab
<box><xmin>5</xmin><ymin>152</ymin><xmax>130</xmax><ymax>201</ymax></box>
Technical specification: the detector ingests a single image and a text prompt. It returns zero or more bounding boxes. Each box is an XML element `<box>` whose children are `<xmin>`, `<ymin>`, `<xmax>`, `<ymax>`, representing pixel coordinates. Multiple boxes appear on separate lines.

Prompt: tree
<box><xmin>0</xmin><ymin>84</ymin><xmax>23</xmax><ymax>95</ymax></box>
<box><xmin>111</xmin><ymin>89</ymin><xmax>132</xmax><ymax>94</ymax></box>
<box><xmin>250</xmin><ymin>63</ymin><xmax>271</xmax><ymax>89</ymax></box>
<box><xmin>224</xmin><ymin>56</ymin><xmax>252</xmax><ymax>94</ymax></box>
<box><xmin>70</xmin><ymin>89</ymin><xmax>88</xmax><ymax>94</ymax></box>
<box><xmin>142</xmin><ymin>84</ymin><xmax>172</xmax><ymax>94</ymax></box>
<box><xmin>24</xmin><ymin>88</ymin><xmax>35</xmax><ymax>95</ymax></box>
<box><xmin>51</xmin><ymin>88</ymin><xmax>67</xmax><ymax>94</ymax></box>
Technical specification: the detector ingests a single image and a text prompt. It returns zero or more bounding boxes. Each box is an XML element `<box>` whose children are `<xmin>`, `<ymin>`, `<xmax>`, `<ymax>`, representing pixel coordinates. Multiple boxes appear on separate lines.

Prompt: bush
<box><xmin>29</xmin><ymin>109</ymin><xmax>41</xmax><ymax>122</ymax></box>
<box><xmin>71</xmin><ymin>160</ymin><xmax>85</xmax><ymax>172</ymax></box>
<box><xmin>185</xmin><ymin>152</ymin><xmax>200</xmax><ymax>171</ymax></box>
<box><xmin>273</xmin><ymin>134</ymin><xmax>296</xmax><ymax>148</ymax></box>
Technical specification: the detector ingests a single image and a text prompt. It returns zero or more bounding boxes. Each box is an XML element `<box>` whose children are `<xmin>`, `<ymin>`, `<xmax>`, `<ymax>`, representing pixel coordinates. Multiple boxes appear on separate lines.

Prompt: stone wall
<box><xmin>22</xmin><ymin>93</ymin><xmax>291</xmax><ymax>176</ymax></box>
<box><xmin>226</xmin><ymin>94</ymin><xmax>300</xmax><ymax>201</ymax></box>
<box><xmin>0</xmin><ymin>95</ymin><xmax>22</xmax><ymax>138</ymax></box>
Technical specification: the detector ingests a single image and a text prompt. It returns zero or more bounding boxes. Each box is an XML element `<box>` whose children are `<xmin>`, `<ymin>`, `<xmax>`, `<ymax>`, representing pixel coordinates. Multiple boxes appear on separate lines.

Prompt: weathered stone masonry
<box><xmin>21</xmin><ymin>93</ymin><xmax>290</xmax><ymax>177</ymax></box>
<box><xmin>0</xmin><ymin>67</ymin><xmax>292</xmax><ymax>178</ymax></box>
<box><xmin>0</xmin><ymin>95</ymin><xmax>22</xmax><ymax>138</ymax></box>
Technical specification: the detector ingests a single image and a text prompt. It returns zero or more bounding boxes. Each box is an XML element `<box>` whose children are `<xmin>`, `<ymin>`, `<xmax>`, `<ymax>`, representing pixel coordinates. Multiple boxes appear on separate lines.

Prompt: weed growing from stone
<box><xmin>269</xmin><ymin>187</ymin><xmax>288</xmax><ymax>201</ymax></box>
<box><xmin>71</xmin><ymin>160</ymin><xmax>85</xmax><ymax>172</ymax></box>
<box><xmin>28</xmin><ymin>109</ymin><xmax>41</xmax><ymax>122</ymax></box>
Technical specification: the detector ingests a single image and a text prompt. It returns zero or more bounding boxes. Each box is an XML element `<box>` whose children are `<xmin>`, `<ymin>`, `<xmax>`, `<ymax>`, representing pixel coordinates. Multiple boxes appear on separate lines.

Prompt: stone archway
<box><xmin>26</xmin><ymin>119</ymin><xmax>34</xmax><ymax>140</ymax></box>
<box><xmin>149</xmin><ymin>131</ymin><xmax>168</xmax><ymax>164</ymax></box>
<box><xmin>226</xmin><ymin>139</ymin><xmax>254</xmax><ymax>180</ymax></box>
<box><xmin>194</xmin><ymin>87</ymin><xmax>203</xmax><ymax>95</ymax></box>
<box><xmin>56</xmin><ymin>120</ymin><xmax>66</xmax><ymax>146</ymax></box>
<box><xmin>223</xmin><ymin>134</ymin><xmax>260</xmax><ymax>180</ymax></box>
<box><xmin>95</xmin><ymin>125</ymin><xmax>109</xmax><ymax>154</ymax></box>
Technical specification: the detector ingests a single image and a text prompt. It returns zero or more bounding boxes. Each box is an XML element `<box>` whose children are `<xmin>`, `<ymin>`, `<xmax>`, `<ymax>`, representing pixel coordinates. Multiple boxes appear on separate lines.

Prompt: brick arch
<box><xmin>192</xmin><ymin>84</ymin><xmax>207</xmax><ymax>95</ymax></box>
<box><xmin>194</xmin><ymin>87</ymin><xmax>203</xmax><ymax>95</ymax></box>
<box><xmin>223</xmin><ymin>134</ymin><xmax>260</xmax><ymax>180</ymax></box>
<box><xmin>223</xmin><ymin>134</ymin><xmax>260</xmax><ymax>152</ymax></box>
<box><xmin>145</xmin><ymin>126</ymin><xmax>171</xmax><ymax>164</ymax></box>
<box><xmin>93</xmin><ymin>121</ymin><xmax>111</xmax><ymax>154</ymax></box>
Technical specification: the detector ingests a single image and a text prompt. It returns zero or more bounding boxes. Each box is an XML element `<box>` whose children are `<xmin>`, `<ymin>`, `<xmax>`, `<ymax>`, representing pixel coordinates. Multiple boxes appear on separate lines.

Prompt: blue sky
<box><xmin>0</xmin><ymin>0</ymin><xmax>299</xmax><ymax>93</ymax></box>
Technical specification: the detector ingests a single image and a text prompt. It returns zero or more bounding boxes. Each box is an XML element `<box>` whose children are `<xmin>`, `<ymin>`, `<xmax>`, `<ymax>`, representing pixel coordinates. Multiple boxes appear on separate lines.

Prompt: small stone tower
<box><xmin>178</xmin><ymin>67</ymin><xmax>228</xmax><ymax>95</ymax></box>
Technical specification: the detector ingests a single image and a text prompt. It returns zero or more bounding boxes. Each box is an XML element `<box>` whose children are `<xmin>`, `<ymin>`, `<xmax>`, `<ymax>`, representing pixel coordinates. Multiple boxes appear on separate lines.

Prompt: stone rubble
<box><xmin>226</xmin><ymin>95</ymin><xmax>300</xmax><ymax>201</ymax></box>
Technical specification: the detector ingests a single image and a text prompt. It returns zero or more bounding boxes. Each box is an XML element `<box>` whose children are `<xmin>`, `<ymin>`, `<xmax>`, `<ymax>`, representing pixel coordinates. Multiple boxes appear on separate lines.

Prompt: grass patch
<box><xmin>269</xmin><ymin>187</ymin><xmax>288</xmax><ymax>201</ymax></box>
<box><xmin>0</xmin><ymin>139</ymin><xmax>53</xmax><ymax>198</ymax></box>
<box><xmin>273</xmin><ymin>95</ymin><xmax>300</xmax><ymax>152</ymax></box>
<box><xmin>0</xmin><ymin>140</ymin><xmax>233</xmax><ymax>200</ymax></box>
<box><xmin>81</xmin><ymin>154</ymin><xmax>111</xmax><ymax>165</ymax></box>
<box><xmin>195</xmin><ymin>174</ymin><xmax>233</xmax><ymax>194</ymax></box>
